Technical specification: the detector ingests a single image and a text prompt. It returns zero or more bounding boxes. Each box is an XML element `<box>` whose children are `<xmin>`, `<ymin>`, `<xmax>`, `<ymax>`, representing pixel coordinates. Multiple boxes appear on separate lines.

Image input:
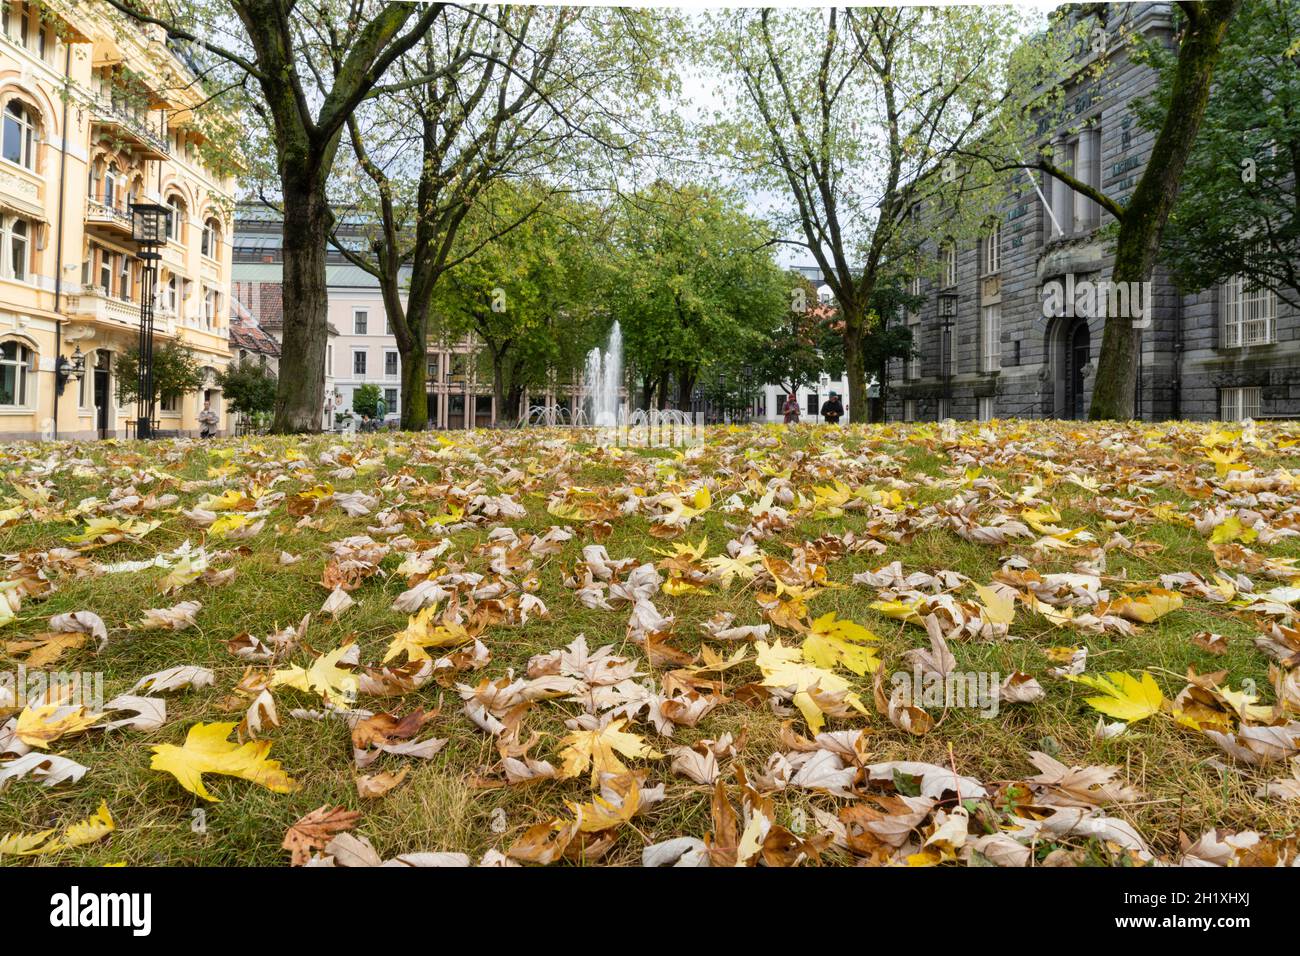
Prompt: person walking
<box><xmin>820</xmin><ymin>391</ymin><xmax>844</xmax><ymax>425</ymax></box>
<box><xmin>782</xmin><ymin>393</ymin><xmax>800</xmax><ymax>424</ymax></box>
<box><xmin>198</xmin><ymin>400</ymin><xmax>219</xmax><ymax>438</ymax></box>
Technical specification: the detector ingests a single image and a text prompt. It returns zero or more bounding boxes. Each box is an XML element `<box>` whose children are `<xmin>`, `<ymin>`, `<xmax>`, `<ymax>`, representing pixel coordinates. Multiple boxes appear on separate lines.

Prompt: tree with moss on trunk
<box><xmin>961</xmin><ymin>1</ymin><xmax>1242</xmax><ymax>420</ymax></box>
<box><xmin>105</xmin><ymin>0</ymin><xmax>449</xmax><ymax>433</ymax></box>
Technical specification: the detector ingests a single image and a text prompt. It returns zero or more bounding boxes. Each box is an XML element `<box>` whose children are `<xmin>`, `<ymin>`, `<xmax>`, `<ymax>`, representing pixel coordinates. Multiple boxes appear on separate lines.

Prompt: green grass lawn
<box><xmin>1</xmin><ymin>419</ymin><xmax>1298</xmax><ymax>866</ymax></box>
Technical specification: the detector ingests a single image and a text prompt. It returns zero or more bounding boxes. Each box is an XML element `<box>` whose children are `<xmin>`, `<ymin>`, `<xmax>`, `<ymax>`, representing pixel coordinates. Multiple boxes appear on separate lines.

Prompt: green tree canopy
<box><xmin>432</xmin><ymin>182</ymin><xmax>607</xmax><ymax>424</ymax></box>
<box><xmin>216</xmin><ymin>359</ymin><xmax>278</xmax><ymax>418</ymax></box>
<box><xmin>604</xmin><ymin>181</ymin><xmax>790</xmax><ymax>410</ymax></box>
<box><xmin>115</xmin><ymin>342</ymin><xmax>206</xmax><ymax>409</ymax></box>
<box><xmin>1151</xmin><ymin>0</ymin><xmax>1300</xmax><ymax>308</ymax></box>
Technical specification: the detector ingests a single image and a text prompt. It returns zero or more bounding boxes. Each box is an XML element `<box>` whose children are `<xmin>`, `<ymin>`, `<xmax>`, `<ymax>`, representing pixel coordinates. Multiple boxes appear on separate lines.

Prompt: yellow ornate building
<box><xmin>0</xmin><ymin>0</ymin><xmax>235</xmax><ymax>440</ymax></box>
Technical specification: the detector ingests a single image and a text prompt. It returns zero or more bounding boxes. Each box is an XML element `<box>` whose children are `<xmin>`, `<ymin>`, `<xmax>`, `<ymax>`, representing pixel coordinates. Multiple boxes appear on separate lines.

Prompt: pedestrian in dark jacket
<box><xmin>820</xmin><ymin>392</ymin><xmax>844</xmax><ymax>425</ymax></box>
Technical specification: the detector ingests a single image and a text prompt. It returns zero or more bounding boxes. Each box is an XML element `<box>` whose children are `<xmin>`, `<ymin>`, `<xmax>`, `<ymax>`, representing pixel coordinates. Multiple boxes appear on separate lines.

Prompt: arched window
<box><xmin>104</xmin><ymin>162</ymin><xmax>119</xmax><ymax>209</ymax></box>
<box><xmin>1</xmin><ymin>216</ymin><xmax>29</xmax><ymax>281</ymax></box>
<box><xmin>2</xmin><ymin>100</ymin><xmax>37</xmax><ymax>170</ymax></box>
<box><xmin>0</xmin><ymin>340</ymin><xmax>35</xmax><ymax>407</ymax></box>
<box><xmin>166</xmin><ymin>195</ymin><xmax>185</xmax><ymax>242</ymax></box>
<box><xmin>201</xmin><ymin>217</ymin><xmax>221</xmax><ymax>258</ymax></box>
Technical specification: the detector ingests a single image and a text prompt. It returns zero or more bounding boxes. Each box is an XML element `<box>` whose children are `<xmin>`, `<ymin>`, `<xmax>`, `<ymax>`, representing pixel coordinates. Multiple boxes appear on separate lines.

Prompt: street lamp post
<box><xmin>129</xmin><ymin>202</ymin><xmax>169</xmax><ymax>439</ymax></box>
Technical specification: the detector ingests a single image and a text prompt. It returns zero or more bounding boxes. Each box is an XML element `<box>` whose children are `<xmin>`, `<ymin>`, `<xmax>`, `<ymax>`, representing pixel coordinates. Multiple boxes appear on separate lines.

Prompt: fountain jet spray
<box><xmin>584</xmin><ymin>320</ymin><xmax>623</xmax><ymax>427</ymax></box>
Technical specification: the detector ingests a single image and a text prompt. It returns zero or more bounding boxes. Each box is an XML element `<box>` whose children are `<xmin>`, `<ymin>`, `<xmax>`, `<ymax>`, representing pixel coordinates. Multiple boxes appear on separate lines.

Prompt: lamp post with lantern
<box><xmin>129</xmin><ymin>202</ymin><xmax>170</xmax><ymax>439</ymax></box>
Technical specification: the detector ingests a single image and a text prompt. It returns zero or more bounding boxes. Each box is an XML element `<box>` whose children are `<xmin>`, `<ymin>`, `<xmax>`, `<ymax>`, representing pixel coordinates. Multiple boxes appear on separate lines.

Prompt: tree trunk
<box><xmin>1089</xmin><ymin>0</ymin><xmax>1241</xmax><ymax>420</ymax></box>
<box><xmin>271</xmin><ymin>179</ymin><xmax>332</xmax><ymax>433</ymax></box>
<box><xmin>841</xmin><ymin>303</ymin><xmax>867</xmax><ymax>424</ymax></box>
<box><xmin>399</xmin><ymin>337</ymin><xmax>428</xmax><ymax>432</ymax></box>
<box><xmin>492</xmin><ymin>352</ymin><xmax>509</xmax><ymax>426</ymax></box>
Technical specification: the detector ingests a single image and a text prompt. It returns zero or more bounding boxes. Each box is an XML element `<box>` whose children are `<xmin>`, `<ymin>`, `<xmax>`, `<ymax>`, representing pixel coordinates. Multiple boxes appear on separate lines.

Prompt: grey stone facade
<box><xmin>885</xmin><ymin>2</ymin><xmax>1300</xmax><ymax>424</ymax></box>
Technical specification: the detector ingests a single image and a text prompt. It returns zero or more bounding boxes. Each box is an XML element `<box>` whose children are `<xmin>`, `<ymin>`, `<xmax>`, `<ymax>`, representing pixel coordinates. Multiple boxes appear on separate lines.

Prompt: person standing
<box><xmin>198</xmin><ymin>400</ymin><xmax>219</xmax><ymax>438</ymax></box>
<box><xmin>782</xmin><ymin>393</ymin><xmax>800</xmax><ymax>424</ymax></box>
<box><xmin>820</xmin><ymin>391</ymin><xmax>844</xmax><ymax>425</ymax></box>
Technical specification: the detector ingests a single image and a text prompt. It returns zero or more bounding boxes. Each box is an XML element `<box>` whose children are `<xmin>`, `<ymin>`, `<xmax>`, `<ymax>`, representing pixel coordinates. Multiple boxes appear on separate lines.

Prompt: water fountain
<box><xmin>583</xmin><ymin>321</ymin><xmax>623</xmax><ymax>427</ymax></box>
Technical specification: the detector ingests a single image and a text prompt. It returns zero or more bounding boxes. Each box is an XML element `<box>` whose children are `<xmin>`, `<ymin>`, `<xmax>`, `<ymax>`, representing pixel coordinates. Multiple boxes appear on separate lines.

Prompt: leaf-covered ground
<box><xmin>2</xmin><ymin>420</ymin><xmax>1299</xmax><ymax>866</ymax></box>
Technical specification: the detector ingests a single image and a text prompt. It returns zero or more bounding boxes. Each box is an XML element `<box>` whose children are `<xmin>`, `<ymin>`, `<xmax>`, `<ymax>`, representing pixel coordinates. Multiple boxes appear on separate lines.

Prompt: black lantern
<box><xmin>55</xmin><ymin>345</ymin><xmax>87</xmax><ymax>396</ymax></box>
<box><xmin>129</xmin><ymin>202</ymin><xmax>169</xmax><ymax>439</ymax></box>
<box><xmin>130</xmin><ymin>202</ymin><xmax>171</xmax><ymax>246</ymax></box>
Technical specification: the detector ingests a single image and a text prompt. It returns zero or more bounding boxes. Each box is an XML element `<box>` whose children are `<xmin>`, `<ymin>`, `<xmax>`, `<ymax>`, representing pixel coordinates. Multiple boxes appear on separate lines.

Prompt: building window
<box><xmin>104</xmin><ymin>162</ymin><xmax>118</xmax><ymax>209</ymax></box>
<box><xmin>204</xmin><ymin>288</ymin><xmax>219</xmax><ymax>328</ymax></box>
<box><xmin>384</xmin><ymin>351</ymin><xmax>398</xmax><ymax>376</ymax></box>
<box><xmin>905</xmin><ymin>277</ymin><xmax>921</xmax><ymax>380</ymax></box>
<box><xmin>160</xmin><ymin>391</ymin><xmax>180</xmax><ymax>413</ymax></box>
<box><xmin>0</xmin><ymin>340</ymin><xmax>33</xmax><ymax>407</ymax></box>
<box><xmin>2</xmin><ymin>216</ymin><xmax>29</xmax><ymax>281</ymax></box>
<box><xmin>353</xmin><ymin>350</ymin><xmax>367</xmax><ymax>376</ymax></box>
<box><xmin>2</xmin><ymin>101</ymin><xmax>37</xmax><ymax>170</ymax></box>
<box><xmin>982</xmin><ymin>222</ymin><xmax>1001</xmax><ymax>276</ymax></box>
<box><xmin>941</xmin><ymin>243</ymin><xmax>957</xmax><ymax>289</ymax></box>
<box><xmin>384</xmin><ymin>388</ymin><xmax>397</xmax><ymax>411</ymax></box>
<box><xmin>903</xmin><ymin>399</ymin><xmax>916</xmax><ymax>423</ymax></box>
<box><xmin>1221</xmin><ymin>275</ymin><xmax>1276</xmax><ymax>348</ymax></box>
<box><xmin>165</xmin><ymin>275</ymin><xmax>177</xmax><ymax>313</ymax></box>
<box><xmin>806</xmin><ymin>393</ymin><xmax>818</xmax><ymax>416</ymax></box>
<box><xmin>353</xmin><ymin>310</ymin><xmax>368</xmax><ymax>335</ymax></box>
<box><xmin>97</xmin><ymin>247</ymin><xmax>112</xmax><ymax>294</ymax></box>
<box><xmin>939</xmin><ymin>297</ymin><xmax>957</xmax><ymax>376</ymax></box>
<box><xmin>118</xmin><ymin>255</ymin><xmax>132</xmax><ymax>301</ymax></box>
<box><xmin>978</xmin><ymin>396</ymin><xmax>995</xmax><ymax>422</ymax></box>
<box><xmin>1219</xmin><ymin>386</ymin><xmax>1261</xmax><ymax>422</ymax></box>
<box><xmin>166</xmin><ymin>196</ymin><xmax>185</xmax><ymax>242</ymax></box>
<box><xmin>980</xmin><ymin>303</ymin><xmax>1001</xmax><ymax>372</ymax></box>
<box><xmin>201</xmin><ymin>218</ymin><xmax>221</xmax><ymax>258</ymax></box>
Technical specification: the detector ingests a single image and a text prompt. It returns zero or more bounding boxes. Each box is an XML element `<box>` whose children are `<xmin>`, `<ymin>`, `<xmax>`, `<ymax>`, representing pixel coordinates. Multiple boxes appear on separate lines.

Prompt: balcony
<box><xmin>89</xmin><ymin>98</ymin><xmax>170</xmax><ymax>161</ymax></box>
<box><xmin>84</xmin><ymin>200</ymin><xmax>135</xmax><ymax>239</ymax></box>
<box><xmin>65</xmin><ymin>286</ymin><xmax>176</xmax><ymax>338</ymax></box>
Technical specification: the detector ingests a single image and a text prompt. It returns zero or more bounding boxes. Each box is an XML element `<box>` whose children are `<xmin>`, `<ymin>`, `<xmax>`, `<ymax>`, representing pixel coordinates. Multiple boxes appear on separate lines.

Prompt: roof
<box><xmin>230</xmin><ymin>261</ymin><xmax>410</xmax><ymax>290</ymax></box>
<box><xmin>228</xmin><ymin>301</ymin><xmax>282</xmax><ymax>357</ymax></box>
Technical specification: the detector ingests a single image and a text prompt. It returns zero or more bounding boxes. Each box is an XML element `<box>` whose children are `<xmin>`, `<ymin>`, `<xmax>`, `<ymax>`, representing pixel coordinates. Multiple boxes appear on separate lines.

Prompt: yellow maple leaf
<box><xmin>1067</xmin><ymin>671</ymin><xmax>1164</xmax><ymax>723</ymax></box>
<box><xmin>15</xmin><ymin>702</ymin><xmax>103</xmax><ymax>749</ymax></box>
<box><xmin>1110</xmin><ymin>588</ymin><xmax>1184</xmax><ymax>624</ymax></box>
<box><xmin>0</xmin><ymin>828</ymin><xmax>60</xmax><ymax>856</ymax></box>
<box><xmin>755</xmin><ymin>638</ymin><xmax>868</xmax><ymax>733</ymax></box>
<box><xmin>557</xmin><ymin>718</ymin><xmax>662</xmax><ymax>784</ymax></box>
<box><xmin>801</xmin><ymin>612</ymin><xmax>880</xmax><ymax>675</ymax></box>
<box><xmin>974</xmin><ymin>585</ymin><xmax>1016</xmax><ymax>626</ymax></box>
<box><xmin>150</xmin><ymin>721</ymin><xmax>298</xmax><ymax>802</ymax></box>
<box><xmin>869</xmin><ymin>598</ymin><xmax>924</xmax><ymax>626</ymax></box>
<box><xmin>1209</xmin><ymin>516</ymin><xmax>1257</xmax><ymax>545</ymax></box>
<box><xmin>382</xmin><ymin>606</ymin><xmax>470</xmax><ymax>662</ymax></box>
<box><xmin>61</xmin><ymin>801</ymin><xmax>115</xmax><ymax>848</ymax></box>
<box><xmin>566</xmin><ymin>773</ymin><xmax>643</xmax><ymax>832</ymax></box>
<box><xmin>270</xmin><ymin>644</ymin><xmax>357</xmax><ymax>703</ymax></box>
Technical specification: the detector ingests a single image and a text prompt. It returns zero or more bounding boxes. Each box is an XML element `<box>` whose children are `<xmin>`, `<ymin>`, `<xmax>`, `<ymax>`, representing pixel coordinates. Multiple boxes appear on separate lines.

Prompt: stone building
<box><xmin>0</xmin><ymin>0</ymin><xmax>237</xmax><ymax>439</ymax></box>
<box><xmin>886</xmin><ymin>2</ymin><xmax>1298</xmax><ymax>424</ymax></box>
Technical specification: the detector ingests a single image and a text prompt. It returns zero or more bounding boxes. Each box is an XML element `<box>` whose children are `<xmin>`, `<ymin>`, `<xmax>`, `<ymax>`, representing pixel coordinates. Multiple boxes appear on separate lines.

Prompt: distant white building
<box><xmin>757</xmin><ymin>264</ymin><xmax>852</xmax><ymax>422</ymax></box>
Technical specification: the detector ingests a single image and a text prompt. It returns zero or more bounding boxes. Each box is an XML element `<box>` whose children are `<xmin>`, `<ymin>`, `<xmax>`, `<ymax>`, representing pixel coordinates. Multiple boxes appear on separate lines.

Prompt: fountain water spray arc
<box><xmin>584</xmin><ymin>320</ymin><xmax>623</xmax><ymax>427</ymax></box>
